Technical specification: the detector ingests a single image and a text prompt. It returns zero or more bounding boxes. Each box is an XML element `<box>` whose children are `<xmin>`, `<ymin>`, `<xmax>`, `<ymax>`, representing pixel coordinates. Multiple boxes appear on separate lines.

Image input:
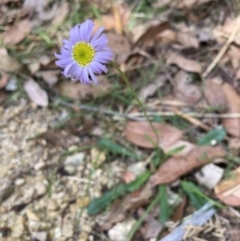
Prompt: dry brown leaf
<box><xmin>2</xmin><ymin>19</ymin><xmax>32</xmax><ymax>45</ymax></box>
<box><xmin>215</xmin><ymin>167</ymin><xmax>240</xmax><ymax>206</ymax></box>
<box><xmin>176</xmin><ymin>31</ymin><xmax>199</xmax><ymax>49</ymax></box>
<box><xmin>107</xmin><ymin>32</ymin><xmax>131</xmax><ymax>64</ymax></box>
<box><xmin>51</xmin><ymin>2</ymin><xmax>69</xmax><ymax>26</ymax></box>
<box><xmin>175</xmin><ymin>23</ymin><xmax>199</xmax><ymax>49</ymax></box>
<box><xmin>140</xmin><ymin>216</ymin><xmax>162</xmax><ymax>239</ymax></box>
<box><xmin>123</xmin><ymin>181</ymin><xmax>154</xmax><ymax>210</ymax></box>
<box><xmin>39</xmin><ymin>70</ymin><xmax>59</xmax><ymax>87</ymax></box>
<box><xmin>136</xmin><ymin>21</ymin><xmax>171</xmax><ymax>45</ymax></box>
<box><xmin>93</xmin><ymin>15</ymin><xmax>116</xmax><ymax>32</ymax></box>
<box><xmin>166</xmin><ymin>51</ymin><xmax>202</xmax><ymax>73</ymax></box>
<box><xmin>151</xmin><ymin>146</ymin><xmax>226</xmax><ymax>185</ymax></box>
<box><xmin>112</xmin><ymin>4</ymin><xmax>122</xmax><ymax>34</ymax></box>
<box><xmin>93</xmin><ymin>4</ymin><xmax>129</xmax><ymax>33</ymax></box>
<box><xmin>172</xmin><ymin>196</ymin><xmax>187</xmax><ymax>222</ymax></box>
<box><xmin>172</xmin><ymin>0</ymin><xmax>213</xmax><ymax>9</ymax></box>
<box><xmin>0</xmin><ymin>72</ymin><xmax>9</xmax><ymax>89</ymax></box>
<box><xmin>173</xmin><ymin>71</ymin><xmax>202</xmax><ymax>103</ymax></box>
<box><xmin>157</xmin><ymin>29</ymin><xmax>177</xmax><ymax>44</ymax></box>
<box><xmin>138</xmin><ymin>74</ymin><xmax>167</xmax><ymax>101</ymax></box>
<box><xmin>97</xmin><ymin>205</ymin><xmax>126</xmax><ymax>230</ymax></box>
<box><xmin>24</xmin><ymin>79</ymin><xmax>48</xmax><ymax>107</ymax></box>
<box><xmin>57</xmin><ymin>76</ymin><xmax>110</xmax><ymax>101</ymax></box>
<box><xmin>228</xmin><ymin>45</ymin><xmax>240</xmax><ymax>70</ymax></box>
<box><xmin>203</xmin><ymin>77</ymin><xmax>227</xmax><ymax>108</ymax></box>
<box><xmin>222</xmin><ymin>83</ymin><xmax>240</xmax><ymax>137</ymax></box>
<box><xmin>124</xmin><ymin>121</ymin><xmax>183</xmax><ymax>149</ymax></box>
<box><xmin>0</xmin><ymin>48</ymin><xmax>22</xmax><ymax>73</ymax></box>
<box><xmin>214</xmin><ymin>16</ymin><xmax>240</xmax><ymax>45</ymax></box>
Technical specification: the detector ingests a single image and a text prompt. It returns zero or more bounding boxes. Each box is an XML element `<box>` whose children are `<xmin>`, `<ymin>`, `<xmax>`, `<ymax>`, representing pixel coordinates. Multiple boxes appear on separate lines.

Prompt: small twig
<box><xmin>203</xmin><ymin>23</ymin><xmax>239</xmax><ymax>78</ymax></box>
<box><xmin>56</xmin><ymin>98</ymin><xmax>240</xmax><ymax>120</ymax></box>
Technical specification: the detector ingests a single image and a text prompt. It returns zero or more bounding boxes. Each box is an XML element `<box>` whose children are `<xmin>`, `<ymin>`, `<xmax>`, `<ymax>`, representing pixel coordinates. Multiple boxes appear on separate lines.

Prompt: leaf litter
<box><xmin>2</xmin><ymin>0</ymin><xmax>240</xmax><ymax>240</ymax></box>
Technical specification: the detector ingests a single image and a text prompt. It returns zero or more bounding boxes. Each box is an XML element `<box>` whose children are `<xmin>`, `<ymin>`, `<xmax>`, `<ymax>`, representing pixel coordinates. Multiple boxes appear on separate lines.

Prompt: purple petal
<box><xmin>88</xmin><ymin>67</ymin><xmax>98</xmax><ymax>84</ymax></box>
<box><xmin>90</xmin><ymin>26</ymin><xmax>104</xmax><ymax>44</ymax></box>
<box><xmin>63</xmin><ymin>62</ymin><xmax>75</xmax><ymax>77</ymax></box>
<box><xmin>69</xmin><ymin>25</ymin><xmax>79</xmax><ymax>44</ymax></box>
<box><xmin>78</xmin><ymin>19</ymin><xmax>94</xmax><ymax>42</ymax></box>
<box><xmin>82</xmin><ymin>67</ymin><xmax>90</xmax><ymax>84</ymax></box>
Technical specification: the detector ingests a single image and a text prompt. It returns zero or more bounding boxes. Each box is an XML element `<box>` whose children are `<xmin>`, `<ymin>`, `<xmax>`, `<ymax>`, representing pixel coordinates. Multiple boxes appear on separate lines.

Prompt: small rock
<box><xmin>5</xmin><ymin>77</ymin><xmax>18</xmax><ymax>91</ymax></box>
<box><xmin>32</xmin><ymin>231</ymin><xmax>47</xmax><ymax>241</ymax></box>
<box><xmin>11</xmin><ymin>216</ymin><xmax>25</xmax><ymax>238</ymax></box>
<box><xmin>62</xmin><ymin>221</ymin><xmax>73</xmax><ymax>238</ymax></box>
<box><xmin>64</xmin><ymin>152</ymin><xmax>85</xmax><ymax>166</ymax></box>
<box><xmin>39</xmin><ymin>55</ymin><xmax>51</xmax><ymax>66</ymax></box>
<box><xmin>28</xmin><ymin>220</ymin><xmax>51</xmax><ymax>232</ymax></box>
<box><xmin>47</xmin><ymin>199</ymin><xmax>59</xmax><ymax>211</ymax></box>
<box><xmin>35</xmin><ymin>182</ymin><xmax>47</xmax><ymax>196</ymax></box>
<box><xmin>14</xmin><ymin>178</ymin><xmax>25</xmax><ymax>186</ymax></box>
<box><xmin>64</xmin><ymin>165</ymin><xmax>76</xmax><ymax>174</ymax></box>
<box><xmin>108</xmin><ymin>218</ymin><xmax>136</xmax><ymax>241</ymax></box>
<box><xmin>127</xmin><ymin>162</ymin><xmax>146</xmax><ymax>176</ymax></box>
<box><xmin>29</xmin><ymin>62</ymin><xmax>40</xmax><ymax>74</ymax></box>
<box><xmin>195</xmin><ymin>163</ymin><xmax>224</xmax><ymax>190</ymax></box>
<box><xmin>26</xmin><ymin>210</ymin><xmax>39</xmax><ymax>222</ymax></box>
<box><xmin>78</xmin><ymin>231</ymin><xmax>89</xmax><ymax>241</ymax></box>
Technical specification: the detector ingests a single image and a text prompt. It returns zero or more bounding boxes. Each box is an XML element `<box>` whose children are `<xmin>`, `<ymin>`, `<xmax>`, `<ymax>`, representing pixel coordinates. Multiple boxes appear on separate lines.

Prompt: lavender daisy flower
<box><xmin>55</xmin><ymin>19</ymin><xmax>113</xmax><ymax>84</ymax></box>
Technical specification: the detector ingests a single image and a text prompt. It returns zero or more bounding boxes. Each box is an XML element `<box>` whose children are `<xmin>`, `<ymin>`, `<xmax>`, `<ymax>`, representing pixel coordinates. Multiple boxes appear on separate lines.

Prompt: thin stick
<box><xmin>56</xmin><ymin>99</ymin><xmax>240</xmax><ymax>119</ymax></box>
<box><xmin>126</xmin><ymin>189</ymin><xmax>162</xmax><ymax>241</ymax></box>
<box><xmin>111</xmin><ymin>61</ymin><xmax>163</xmax><ymax>154</ymax></box>
<box><xmin>203</xmin><ymin>23</ymin><xmax>239</xmax><ymax>78</ymax></box>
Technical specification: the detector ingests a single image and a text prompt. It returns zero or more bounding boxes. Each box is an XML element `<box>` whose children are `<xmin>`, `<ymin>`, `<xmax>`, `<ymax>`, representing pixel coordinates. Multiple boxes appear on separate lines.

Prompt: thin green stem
<box><xmin>126</xmin><ymin>188</ymin><xmax>162</xmax><ymax>241</ymax></box>
<box><xmin>111</xmin><ymin>61</ymin><xmax>163</xmax><ymax>154</ymax></box>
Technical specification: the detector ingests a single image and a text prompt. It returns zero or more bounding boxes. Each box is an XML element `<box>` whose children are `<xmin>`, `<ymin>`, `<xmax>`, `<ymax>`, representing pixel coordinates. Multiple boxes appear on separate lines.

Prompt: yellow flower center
<box><xmin>72</xmin><ymin>42</ymin><xmax>95</xmax><ymax>66</ymax></box>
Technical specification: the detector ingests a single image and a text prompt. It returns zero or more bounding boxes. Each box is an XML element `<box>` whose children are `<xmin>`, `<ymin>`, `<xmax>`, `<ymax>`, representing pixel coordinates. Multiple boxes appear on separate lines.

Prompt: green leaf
<box><xmin>159</xmin><ymin>185</ymin><xmax>171</xmax><ymax>223</ymax></box>
<box><xmin>164</xmin><ymin>145</ymin><xmax>185</xmax><ymax>159</ymax></box>
<box><xmin>87</xmin><ymin>183</ymin><xmax>127</xmax><ymax>215</ymax></box>
<box><xmin>126</xmin><ymin>171</ymin><xmax>151</xmax><ymax>192</ymax></box>
<box><xmin>87</xmin><ymin>171</ymin><xmax>151</xmax><ymax>215</ymax></box>
<box><xmin>97</xmin><ymin>138</ymin><xmax>140</xmax><ymax>159</ymax></box>
<box><xmin>181</xmin><ymin>181</ymin><xmax>207</xmax><ymax>209</ymax></box>
<box><xmin>197</xmin><ymin>128</ymin><xmax>226</xmax><ymax>146</ymax></box>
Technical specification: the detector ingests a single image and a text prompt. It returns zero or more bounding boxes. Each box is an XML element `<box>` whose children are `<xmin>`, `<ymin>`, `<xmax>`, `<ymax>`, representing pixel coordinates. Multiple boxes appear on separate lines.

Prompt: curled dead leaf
<box><xmin>175</xmin><ymin>24</ymin><xmax>199</xmax><ymax>49</ymax></box>
<box><xmin>173</xmin><ymin>71</ymin><xmax>202</xmax><ymax>103</ymax></box>
<box><xmin>24</xmin><ymin>79</ymin><xmax>48</xmax><ymax>107</ymax></box>
<box><xmin>176</xmin><ymin>31</ymin><xmax>199</xmax><ymax>49</ymax></box>
<box><xmin>51</xmin><ymin>2</ymin><xmax>69</xmax><ymax>26</ymax></box>
<box><xmin>124</xmin><ymin>121</ymin><xmax>183</xmax><ymax>149</ymax></box>
<box><xmin>138</xmin><ymin>74</ymin><xmax>167</xmax><ymax>101</ymax></box>
<box><xmin>214</xmin><ymin>16</ymin><xmax>240</xmax><ymax>45</ymax></box>
<box><xmin>57</xmin><ymin>75</ymin><xmax>110</xmax><ymax>101</ymax></box>
<box><xmin>39</xmin><ymin>70</ymin><xmax>59</xmax><ymax>87</ymax></box>
<box><xmin>215</xmin><ymin>167</ymin><xmax>240</xmax><ymax>206</ymax></box>
<box><xmin>151</xmin><ymin>146</ymin><xmax>226</xmax><ymax>185</ymax></box>
<box><xmin>166</xmin><ymin>51</ymin><xmax>202</xmax><ymax>73</ymax></box>
<box><xmin>0</xmin><ymin>48</ymin><xmax>22</xmax><ymax>73</ymax></box>
<box><xmin>203</xmin><ymin>77</ymin><xmax>227</xmax><ymax>108</ymax></box>
<box><xmin>107</xmin><ymin>32</ymin><xmax>131</xmax><ymax>64</ymax></box>
<box><xmin>2</xmin><ymin>19</ymin><xmax>32</xmax><ymax>45</ymax></box>
<box><xmin>222</xmin><ymin>83</ymin><xmax>240</xmax><ymax>137</ymax></box>
<box><xmin>132</xmin><ymin>20</ymin><xmax>170</xmax><ymax>44</ymax></box>
<box><xmin>172</xmin><ymin>0</ymin><xmax>213</xmax><ymax>9</ymax></box>
<box><xmin>0</xmin><ymin>72</ymin><xmax>9</xmax><ymax>89</ymax></box>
